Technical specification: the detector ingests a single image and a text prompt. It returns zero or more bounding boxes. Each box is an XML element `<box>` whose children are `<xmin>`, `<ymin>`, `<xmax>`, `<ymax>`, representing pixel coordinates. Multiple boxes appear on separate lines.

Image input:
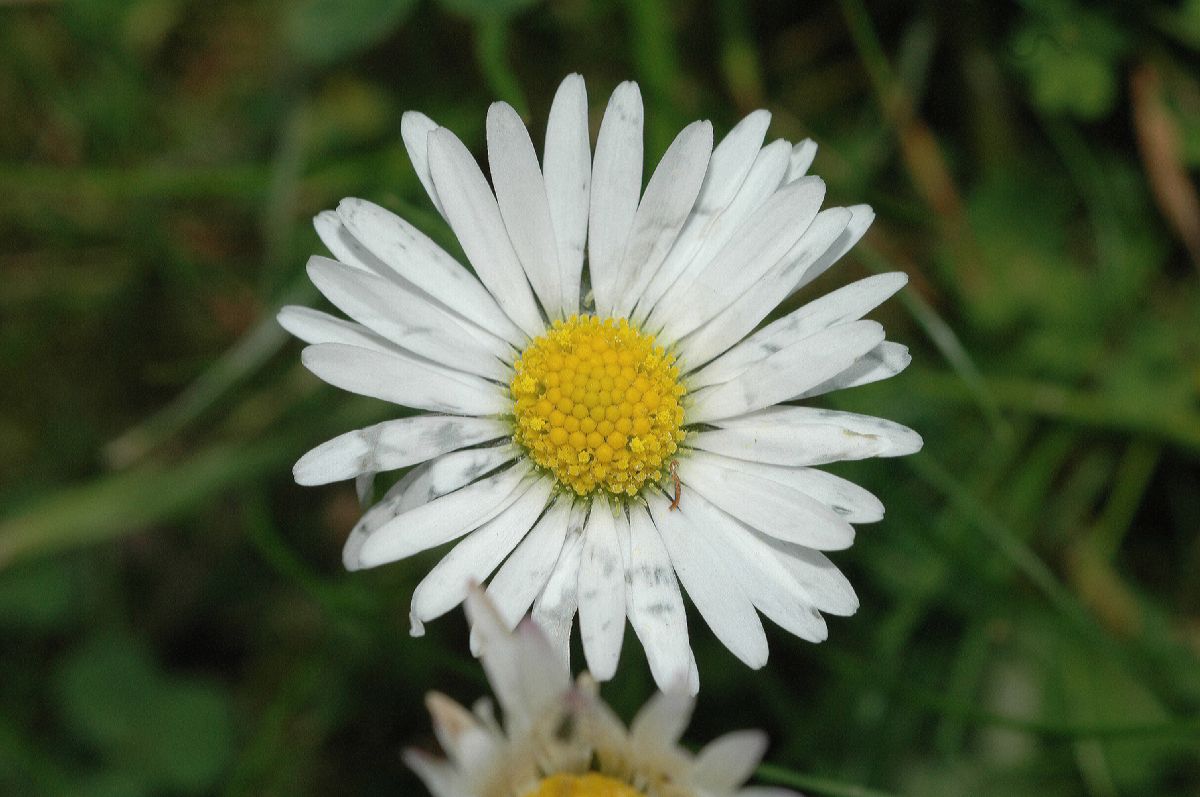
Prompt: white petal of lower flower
<box><xmin>798</xmin><ymin>339</ymin><xmax>912</xmax><ymax>398</ymax></box>
<box><xmin>487</xmin><ymin>101</ymin><xmax>563</xmax><ymax>317</ymax></box>
<box><xmin>532</xmin><ymin>525</ymin><xmax>584</xmax><ymax>667</ymax></box>
<box><xmin>400</xmin><ymin>110</ymin><xmax>448</xmax><ymax>221</ymax></box>
<box><xmin>589</xmin><ymin>81</ymin><xmax>643</xmax><ymax>316</ymax></box>
<box><xmin>680</xmin><ymin>453</ymin><xmax>855</xmax><ymax>551</ymax></box>
<box><xmin>648</xmin><ymin>495</ymin><xmax>769</xmax><ymax>669</ymax></box>
<box><xmin>402</xmin><ymin>749</ymin><xmax>463</xmax><ymax>797</ymax></box>
<box><xmin>543</xmin><ymin>73</ymin><xmax>591</xmax><ymax>318</ymax></box>
<box><xmin>688</xmin><ymin>320</ymin><xmax>885</xmax><ymax>422</ymax></box>
<box><xmin>625</xmin><ymin>504</ymin><xmax>692</xmax><ymax>692</ymax></box>
<box><xmin>335</xmin><ymin>198</ymin><xmax>525</xmax><ymax>346</ymax></box>
<box><xmin>427</xmin><ymin>128</ymin><xmax>544</xmax><ymax>338</ymax></box>
<box><xmin>301</xmin><ymin>343</ymin><xmax>508</xmax><ymax>417</ymax></box>
<box><xmin>356</xmin><ymin>461</ymin><xmax>532</xmax><ymax>569</ymax></box>
<box><xmin>578</xmin><ymin>499</ymin><xmax>626</xmax><ymax>681</ymax></box>
<box><xmin>629</xmin><ymin>687</ymin><xmax>694</xmax><ymax>754</ymax></box>
<box><xmin>692</xmin><ymin>729</ymin><xmax>769</xmax><ymax>793</ymax></box>
<box><xmin>411</xmin><ymin>477</ymin><xmax>554</xmax><ymax>628</ymax></box>
<box><xmin>611</xmin><ymin>120</ymin><xmax>714</xmax><ymax>318</ymax></box>
<box><xmin>293</xmin><ymin>415</ymin><xmax>509</xmax><ymax>485</ymax></box>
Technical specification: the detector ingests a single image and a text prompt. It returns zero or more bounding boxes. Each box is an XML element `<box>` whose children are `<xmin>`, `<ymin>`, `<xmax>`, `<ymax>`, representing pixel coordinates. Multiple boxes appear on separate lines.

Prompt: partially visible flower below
<box><xmin>407</xmin><ymin>588</ymin><xmax>799</xmax><ymax>797</ymax></box>
<box><xmin>280</xmin><ymin>73</ymin><xmax>923</xmax><ymax>692</ymax></box>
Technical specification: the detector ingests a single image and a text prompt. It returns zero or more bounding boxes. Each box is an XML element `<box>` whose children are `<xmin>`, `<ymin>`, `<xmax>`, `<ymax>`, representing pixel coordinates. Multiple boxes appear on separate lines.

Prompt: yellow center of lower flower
<box><xmin>523</xmin><ymin>773</ymin><xmax>644</xmax><ymax>797</ymax></box>
<box><xmin>511</xmin><ymin>315</ymin><xmax>685</xmax><ymax>497</ymax></box>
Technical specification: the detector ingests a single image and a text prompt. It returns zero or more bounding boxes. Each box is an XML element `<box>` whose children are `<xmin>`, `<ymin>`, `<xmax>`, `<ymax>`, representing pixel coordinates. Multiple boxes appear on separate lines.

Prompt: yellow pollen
<box><xmin>522</xmin><ymin>773</ymin><xmax>644</xmax><ymax>797</ymax></box>
<box><xmin>511</xmin><ymin>315</ymin><xmax>685</xmax><ymax>497</ymax></box>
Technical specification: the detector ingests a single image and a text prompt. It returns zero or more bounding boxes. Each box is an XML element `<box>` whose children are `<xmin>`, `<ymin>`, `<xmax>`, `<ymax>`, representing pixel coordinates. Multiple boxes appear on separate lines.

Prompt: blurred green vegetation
<box><xmin>2</xmin><ymin>0</ymin><xmax>1200</xmax><ymax>794</ymax></box>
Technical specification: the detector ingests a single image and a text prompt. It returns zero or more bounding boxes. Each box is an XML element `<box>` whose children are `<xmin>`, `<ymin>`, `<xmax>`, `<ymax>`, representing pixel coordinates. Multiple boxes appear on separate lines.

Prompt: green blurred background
<box><xmin>3</xmin><ymin>0</ymin><xmax>1200</xmax><ymax>794</ymax></box>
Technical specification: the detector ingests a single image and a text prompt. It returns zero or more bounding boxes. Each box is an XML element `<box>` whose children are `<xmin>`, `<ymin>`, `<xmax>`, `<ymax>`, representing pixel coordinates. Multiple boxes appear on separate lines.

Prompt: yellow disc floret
<box><xmin>522</xmin><ymin>773</ymin><xmax>644</xmax><ymax>797</ymax></box>
<box><xmin>511</xmin><ymin>315</ymin><xmax>685</xmax><ymax>497</ymax></box>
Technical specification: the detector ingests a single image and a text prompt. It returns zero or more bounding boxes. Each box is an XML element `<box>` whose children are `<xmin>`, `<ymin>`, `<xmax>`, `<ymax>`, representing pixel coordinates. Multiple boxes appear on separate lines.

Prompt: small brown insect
<box><xmin>668</xmin><ymin>460</ymin><xmax>681</xmax><ymax>511</ymax></box>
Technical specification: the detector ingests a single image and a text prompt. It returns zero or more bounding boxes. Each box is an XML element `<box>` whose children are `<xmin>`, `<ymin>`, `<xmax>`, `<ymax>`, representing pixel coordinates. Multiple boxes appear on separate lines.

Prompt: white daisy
<box><xmin>406</xmin><ymin>587</ymin><xmax>801</xmax><ymax>797</ymax></box>
<box><xmin>280</xmin><ymin>73</ymin><xmax>922</xmax><ymax>692</ymax></box>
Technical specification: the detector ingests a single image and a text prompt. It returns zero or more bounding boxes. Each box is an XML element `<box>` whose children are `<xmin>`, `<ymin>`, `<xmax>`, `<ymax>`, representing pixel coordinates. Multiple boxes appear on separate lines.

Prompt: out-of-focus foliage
<box><xmin>2</xmin><ymin>0</ymin><xmax>1199</xmax><ymax>795</ymax></box>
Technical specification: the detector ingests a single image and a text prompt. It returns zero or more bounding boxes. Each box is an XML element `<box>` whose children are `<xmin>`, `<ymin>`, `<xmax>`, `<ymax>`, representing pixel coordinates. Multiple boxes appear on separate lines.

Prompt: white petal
<box><xmin>410</xmin><ymin>477</ymin><xmax>554</xmax><ymax>625</ymax></box>
<box><xmin>611</xmin><ymin>120</ymin><xmax>714</xmax><ymax>318</ymax></box>
<box><xmin>789</xmin><ymin>204</ymin><xmax>875</xmax><ymax>297</ymax></box>
<box><xmin>629</xmin><ymin>688</ymin><xmax>694</xmax><ymax>754</ymax></box>
<box><xmin>401</xmin><ymin>111</ymin><xmax>448</xmax><ymax>220</ymax></box>
<box><xmin>625</xmin><ymin>505</ymin><xmax>692</xmax><ymax>691</ymax></box>
<box><xmin>785</xmin><ymin>139</ymin><xmax>818</xmax><ymax>182</ymax></box>
<box><xmin>677</xmin><ymin>208</ymin><xmax>851</xmax><ymax>372</ymax></box>
<box><xmin>424</xmin><ymin>692</ymin><xmax>499</xmax><ymax>770</ymax></box>
<box><xmin>737</xmin><ymin>788</ymin><xmax>803</xmax><ymax>797</ymax></box>
<box><xmin>692</xmin><ymin>730</ymin><xmax>769</xmax><ymax>792</ymax></box>
<box><xmin>543</xmin><ymin>74</ymin><xmax>591</xmax><ymax>318</ymax></box>
<box><xmin>647</xmin><ymin>493</ymin><xmax>768</xmax><ymax>669</ymax></box>
<box><xmin>702</xmin><ymin>499</ymin><xmax>830</xmax><ymax>641</ymax></box>
<box><xmin>588</xmin><ymin>81</ymin><xmax>643</xmax><ymax>316</ymax></box>
<box><xmin>336</xmin><ymin>198</ymin><xmax>524</xmax><ymax>345</ymax></box>
<box><xmin>278</xmin><ymin>306</ymin><xmax>393</xmax><ymax>354</ymax></box>
<box><xmin>301</xmin><ymin>343</ymin><xmax>508</xmax><ymax>416</ymax></box>
<box><xmin>343</xmin><ymin>446</ymin><xmax>517</xmax><ymax>569</ymax></box>
<box><xmin>685</xmin><ymin>452</ymin><xmax>883</xmax><ymax>523</ymax></box>
<box><xmin>306</xmin><ymin>256</ymin><xmax>511</xmax><ymax>380</ymax></box>
<box><xmin>757</xmin><ymin>533</ymin><xmax>859</xmax><ymax>616</ymax></box>
<box><xmin>687</xmin><ymin>320</ymin><xmax>885</xmax><ymax>422</ymax></box>
<box><xmin>465</xmin><ymin>586</ymin><xmax>570</xmax><ymax>737</ymax></box>
<box><xmin>578</xmin><ymin>499</ymin><xmax>626</xmax><ymax>681</ymax></box>
<box><xmin>533</xmin><ymin>516</ymin><xmax>585</xmax><ymax>666</ymax></box>
<box><xmin>715</xmin><ymin>406</ymin><xmax>924</xmax><ymax>458</ymax></box>
<box><xmin>402</xmin><ymin>749</ymin><xmax>466</xmax><ymax>797</ymax></box>
<box><xmin>798</xmin><ymin>340</ymin><xmax>911</xmax><ymax>397</ymax></box>
<box><xmin>428</xmin><ymin>128</ymin><xmax>545</xmax><ymax>337</ymax></box>
<box><xmin>294</xmin><ymin>415</ymin><xmax>509</xmax><ymax>485</ymax></box>
<box><xmin>652</xmin><ymin>175</ymin><xmax>827</xmax><ymax>343</ymax></box>
<box><xmin>680</xmin><ymin>453</ymin><xmax>854</xmax><ymax>551</ymax></box>
<box><xmin>478</xmin><ymin>497</ymin><xmax>576</xmax><ymax>644</ymax></box>
<box><xmin>631</xmin><ymin>110</ymin><xmax>771</xmax><ymax>322</ymax></box>
<box><xmin>355</xmin><ymin>461</ymin><xmax>532</xmax><ymax>569</ymax></box>
<box><xmin>313</xmin><ymin>210</ymin><xmax>394</xmax><ymax>279</ymax></box>
<box><xmin>487</xmin><ymin>102</ymin><xmax>563</xmax><ymax>317</ymax></box>
<box><xmin>687</xmin><ymin>271</ymin><xmax>908</xmax><ymax>387</ymax></box>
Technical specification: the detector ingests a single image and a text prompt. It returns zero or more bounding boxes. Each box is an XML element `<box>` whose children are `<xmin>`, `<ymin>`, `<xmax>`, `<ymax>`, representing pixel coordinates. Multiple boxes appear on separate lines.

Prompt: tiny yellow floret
<box><xmin>522</xmin><ymin>773</ymin><xmax>644</xmax><ymax>797</ymax></box>
<box><xmin>511</xmin><ymin>316</ymin><xmax>685</xmax><ymax>497</ymax></box>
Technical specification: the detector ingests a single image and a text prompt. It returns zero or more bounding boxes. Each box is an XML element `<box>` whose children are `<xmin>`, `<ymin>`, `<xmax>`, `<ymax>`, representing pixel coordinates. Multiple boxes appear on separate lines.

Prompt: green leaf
<box><xmin>286</xmin><ymin>0</ymin><xmax>417</xmax><ymax>66</ymax></box>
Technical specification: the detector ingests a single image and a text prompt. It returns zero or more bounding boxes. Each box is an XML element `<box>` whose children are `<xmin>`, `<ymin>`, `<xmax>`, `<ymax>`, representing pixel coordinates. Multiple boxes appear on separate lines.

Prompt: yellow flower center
<box><xmin>511</xmin><ymin>315</ymin><xmax>685</xmax><ymax>497</ymax></box>
<box><xmin>523</xmin><ymin>773</ymin><xmax>644</xmax><ymax>797</ymax></box>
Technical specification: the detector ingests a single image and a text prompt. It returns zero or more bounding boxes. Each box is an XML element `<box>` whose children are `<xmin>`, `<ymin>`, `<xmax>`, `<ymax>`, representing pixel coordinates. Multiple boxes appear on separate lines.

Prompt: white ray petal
<box><xmin>400</xmin><ymin>111</ymin><xmax>448</xmax><ymax>220</ymax></box>
<box><xmin>336</xmin><ymin>198</ymin><xmax>524</xmax><ymax>346</ymax></box>
<box><xmin>589</xmin><ymin>81</ymin><xmax>643</xmax><ymax>316</ymax></box>
<box><xmin>294</xmin><ymin>415</ymin><xmax>509</xmax><ymax>485</ymax></box>
<box><xmin>301</xmin><ymin>343</ymin><xmax>508</xmax><ymax>416</ymax></box>
<box><xmin>611</xmin><ymin>120</ymin><xmax>714</xmax><ymax>318</ymax></box>
<box><xmin>578</xmin><ymin>499</ymin><xmax>626</xmax><ymax>681</ymax></box>
<box><xmin>427</xmin><ymin>127</ymin><xmax>545</xmax><ymax>337</ymax></box>
<box><xmin>355</xmin><ymin>461</ymin><xmax>532</xmax><ymax>570</ymax></box>
<box><xmin>687</xmin><ymin>320</ymin><xmax>885</xmax><ymax>422</ymax></box>
<box><xmin>410</xmin><ymin>477</ymin><xmax>554</xmax><ymax>627</ymax></box>
<box><xmin>715</xmin><ymin>406</ymin><xmax>924</xmax><ymax>457</ymax></box>
<box><xmin>647</xmin><ymin>494</ymin><xmax>768</xmax><ymax>669</ymax></box>
<box><xmin>402</xmin><ymin>749</ymin><xmax>466</xmax><ymax>797</ymax></box>
<box><xmin>625</xmin><ymin>504</ymin><xmax>692</xmax><ymax>692</ymax></box>
<box><xmin>424</xmin><ymin>692</ymin><xmax>499</xmax><ymax>770</ymax></box>
<box><xmin>543</xmin><ymin>73</ymin><xmax>591</xmax><ymax>318</ymax></box>
<box><xmin>533</xmin><ymin>519</ymin><xmax>585</xmax><ymax>666</ymax></box>
<box><xmin>652</xmin><ymin>175</ymin><xmax>827</xmax><ymax>342</ymax></box>
<box><xmin>630</xmin><ymin>688</ymin><xmax>694</xmax><ymax>754</ymax></box>
<box><xmin>681</xmin><ymin>453</ymin><xmax>855</xmax><ymax>551</ymax></box>
<box><xmin>757</xmin><ymin>532</ymin><xmax>859</xmax><ymax>616</ymax></box>
<box><xmin>692</xmin><ymin>730</ymin><xmax>769</xmax><ymax>793</ymax></box>
<box><xmin>313</xmin><ymin>210</ymin><xmax>392</xmax><ymax>279</ymax></box>
<box><xmin>487</xmin><ymin>101</ymin><xmax>563</xmax><ymax>317</ymax></box>
<box><xmin>785</xmin><ymin>139</ymin><xmax>818</xmax><ymax>182</ymax></box>
<box><xmin>278</xmin><ymin>306</ymin><xmax>393</xmax><ymax>354</ymax></box>
<box><xmin>677</xmin><ymin>207</ymin><xmax>851</xmax><ymax>372</ymax></box>
<box><xmin>789</xmin><ymin>204</ymin><xmax>875</xmax><ymax>297</ymax></box>
<box><xmin>687</xmin><ymin>271</ymin><xmax>908</xmax><ymax>386</ymax></box>
<box><xmin>631</xmin><ymin>110</ymin><xmax>772</xmax><ymax>322</ymax></box>
<box><xmin>342</xmin><ymin>445</ymin><xmax>517</xmax><ymax>570</ymax></box>
<box><xmin>306</xmin><ymin>256</ymin><xmax>511</xmax><ymax>380</ymax></box>
<box><xmin>797</xmin><ymin>340</ymin><xmax>911</xmax><ymax>397</ymax></box>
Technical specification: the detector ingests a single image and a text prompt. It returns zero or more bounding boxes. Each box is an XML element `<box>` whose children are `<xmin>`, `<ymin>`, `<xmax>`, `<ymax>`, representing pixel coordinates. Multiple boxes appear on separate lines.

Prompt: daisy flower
<box><xmin>280</xmin><ymin>74</ymin><xmax>921</xmax><ymax>691</ymax></box>
<box><xmin>406</xmin><ymin>587</ymin><xmax>801</xmax><ymax>797</ymax></box>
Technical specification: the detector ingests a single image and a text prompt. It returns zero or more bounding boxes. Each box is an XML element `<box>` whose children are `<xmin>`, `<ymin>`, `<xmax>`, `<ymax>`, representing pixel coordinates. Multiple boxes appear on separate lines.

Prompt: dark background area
<box><xmin>2</xmin><ymin>0</ymin><xmax>1200</xmax><ymax>794</ymax></box>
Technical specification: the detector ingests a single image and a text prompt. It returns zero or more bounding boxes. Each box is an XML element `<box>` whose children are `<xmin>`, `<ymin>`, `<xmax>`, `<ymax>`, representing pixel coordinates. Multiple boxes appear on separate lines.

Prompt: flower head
<box><xmin>281</xmin><ymin>74</ymin><xmax>921</xmax><ymax>691</ymax></box>
<box><xmin>405</xmin><ymin>588</ymin><xmax>798</xmax><ymax>797</ymax></box>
